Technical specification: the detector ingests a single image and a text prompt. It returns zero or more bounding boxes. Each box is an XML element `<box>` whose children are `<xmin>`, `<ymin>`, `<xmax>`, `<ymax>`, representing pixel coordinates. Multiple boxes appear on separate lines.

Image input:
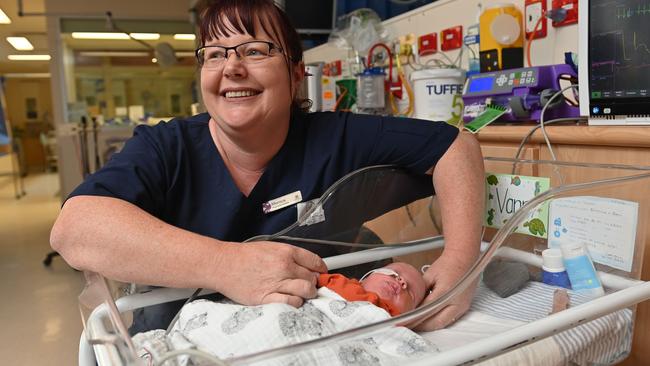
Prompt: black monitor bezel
<box><xmin>587</xmin><ymin>0</ymin><xmax>650</xmax><ymax>116</ymax></box>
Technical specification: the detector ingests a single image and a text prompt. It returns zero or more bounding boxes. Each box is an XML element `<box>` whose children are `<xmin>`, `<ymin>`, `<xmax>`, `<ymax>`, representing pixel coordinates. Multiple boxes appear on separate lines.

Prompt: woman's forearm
<box><xmin>50</xmin><ymin>195</ymin><xmax>223</xmax><ymax>289</ymax></box>
<box><xmin>432</xmin><ymin>132</ymin><xmax>485</xmax><ymax>263</ymax></box>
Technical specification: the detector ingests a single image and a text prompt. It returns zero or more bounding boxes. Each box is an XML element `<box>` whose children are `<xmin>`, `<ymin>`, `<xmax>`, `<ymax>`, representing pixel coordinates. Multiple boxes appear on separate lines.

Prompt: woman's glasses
<box><xmin>195</xmin><ymin>40</ymin><xmax>283</xmax><ymax>69</ymax></box>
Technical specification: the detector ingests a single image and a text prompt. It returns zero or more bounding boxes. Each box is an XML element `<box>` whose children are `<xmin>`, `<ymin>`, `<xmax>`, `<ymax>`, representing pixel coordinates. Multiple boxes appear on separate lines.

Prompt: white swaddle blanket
<box><xmin>133</xmin><ymin>287</ymin><xmax>438</xmax><ymax>365</ymax></box>
<box><xmin>133</xmin><ymin>281</ymin><xmax>633</xmax><ymax>365</ymax></box>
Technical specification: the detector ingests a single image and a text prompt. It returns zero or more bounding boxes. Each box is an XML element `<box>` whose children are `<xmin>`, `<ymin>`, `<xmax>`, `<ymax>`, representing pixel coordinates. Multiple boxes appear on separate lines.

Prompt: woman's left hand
<box><xmin>412</xmin><ymin>252</ymin><xmax>478</xmax><ymax>331</ymax></box>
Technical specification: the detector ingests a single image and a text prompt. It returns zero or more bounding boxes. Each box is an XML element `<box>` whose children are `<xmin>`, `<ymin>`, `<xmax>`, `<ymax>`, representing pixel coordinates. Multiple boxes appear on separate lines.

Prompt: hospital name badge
<box><xmin>263</xmin><ymin>190</ymin><xmax>303</xmax><ymax>214</ymax></box>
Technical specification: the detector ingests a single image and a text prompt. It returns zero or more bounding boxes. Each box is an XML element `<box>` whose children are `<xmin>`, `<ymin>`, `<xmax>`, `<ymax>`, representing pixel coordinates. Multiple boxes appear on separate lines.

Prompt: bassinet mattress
<box><xmin>421</xmin><ymin>281</ymin><xmax>634</xmax><ymax>366</ymax></box>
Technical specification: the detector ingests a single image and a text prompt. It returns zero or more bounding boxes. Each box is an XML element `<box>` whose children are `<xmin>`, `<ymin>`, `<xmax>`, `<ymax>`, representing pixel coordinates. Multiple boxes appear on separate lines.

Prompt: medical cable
<box><xmin>406</xmin><ymin>53</ymin><xmax>455</xmax><ymax>71</ymax></box>
<box><xmin>526</xmin><ymin>12</ymin><xmax>545</xmax><ymax>67</ymax></box>
<box><xmin>389</xmin><ymin>54</ymin><xmax>415</xmax><ymax>116</ymax></box>
<box><xmin>511</xmin><ymin>116</ymin><xmax>586</xmax><ymax>174</ymax></box>
<box><xmin>464</xmin><ymin>43</ymin><xmax>477</xmax><ymax>59</ymax></box>
<box><xmin>453</xmin><ymin>45</ymin><xmax>464</xmax><ymax>68</ymax></box>
<box><xmin>406</xmin><ymin>53</ymin><xmax>424</xmax><ymax>70</ymax></box>
<box><xmin>540</xmin><ymin>85</ymin><xmax>579</xmax><ymax>163</ymax></box>
<box><xmin>510</xmin><ymin>84</ymin><xmax>579</xmax><ymax>183</ymax></box>
<box><xmin>367</xmin><ymin>43</ymin><xmax>393</xmax><ymax>83</ymax></box>
<box><xmin>425</xmin><ymin>58</ymin><xmax>452</xmax><ymax>68</ymax></box>
<box><xmin>438</xmin><ymin>49</ymin><xmax>459</xmax><ymax>68</ymax></box>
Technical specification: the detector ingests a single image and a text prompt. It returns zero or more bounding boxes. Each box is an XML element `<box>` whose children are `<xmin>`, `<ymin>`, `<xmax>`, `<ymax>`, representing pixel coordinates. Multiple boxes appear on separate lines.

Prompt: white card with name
<box><xmin>548</xmin><ymin>196</ymin><xmax>638</xmax><ymax>272</ymax></box>
<box><xmin>262</xmin><ymin>191</ymin><xmax>302</xmax><ymax>214</ymax></box>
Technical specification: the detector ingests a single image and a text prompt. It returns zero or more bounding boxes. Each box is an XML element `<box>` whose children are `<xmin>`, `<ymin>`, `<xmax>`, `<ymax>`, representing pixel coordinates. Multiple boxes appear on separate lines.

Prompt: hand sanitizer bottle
<box><xmin>561</xmin><ymin>242</ymin><xmax>605</xmax><ymax>297</ymax></box>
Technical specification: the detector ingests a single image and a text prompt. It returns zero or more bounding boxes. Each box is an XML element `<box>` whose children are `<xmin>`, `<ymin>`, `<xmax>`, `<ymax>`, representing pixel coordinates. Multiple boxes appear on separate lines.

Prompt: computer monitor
<box><xmin>284</xmin><ymin>0</ymin><xmax>336</xmax><ymax>35</ymax></box>
<box><xmin>579</xmin><ymin>0</ymin><xmax>650</xmax><ymax>125</ymax></box>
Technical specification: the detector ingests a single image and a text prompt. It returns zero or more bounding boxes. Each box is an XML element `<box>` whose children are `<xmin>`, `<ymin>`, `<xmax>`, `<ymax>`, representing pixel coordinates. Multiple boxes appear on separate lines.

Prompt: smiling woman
<box><xmin>197</xmin><ymin>0</ymin><xmax>306</xmax><ymax>191</ymax></box>
<box><xmin>51</xmin><ymin>0</ymin><xmax>485</xmax><ymax>336</ymax></box>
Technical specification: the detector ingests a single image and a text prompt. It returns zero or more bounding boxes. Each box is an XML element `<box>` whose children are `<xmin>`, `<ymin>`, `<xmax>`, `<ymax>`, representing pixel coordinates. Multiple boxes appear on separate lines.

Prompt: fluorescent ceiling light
<box><xmin>6</xmin><ymin>37</ymin><xmax>34</xmax><ymax>51</ymax></box>
<box><xmin>0</xmin><ymin>9</ymin><xmax>11</xmax><ymax>24</ymax></box>
<box><xmin>175</xmin><ymin>51</ymin><xmax>195</xmax><ymax>57</ymax></box>
<box><xmin>130</xmin><ymin>33</ymin><xmax>160</xmax><ymax>40</ymax></box>
<box><xmin>174</xmin><ymin>34</ymin><xmax>196</xmax><ymax>40</ymax></box>
<box><xmin>80</xmin><ymin>51</ymin><xmax>149</xmax><ymax>57</ymax></box>
<box><xmin>8</xmin><ymin>54</ymin><xmax>51</xmax><ymax>61</ymax></box>
<box><xmin>3</xmin><ymin>73</ymin><xmax>50</xmax><ymax>78</ymax></box>
<box><xmin>71</xmin><ymin>32</ymin><xmax>161</xmax><ymax>40</ymax></box>
<box><xmin>72</xmin><ymin>32</ymin><xmax>130</xmax><ymax>40</ymax></box>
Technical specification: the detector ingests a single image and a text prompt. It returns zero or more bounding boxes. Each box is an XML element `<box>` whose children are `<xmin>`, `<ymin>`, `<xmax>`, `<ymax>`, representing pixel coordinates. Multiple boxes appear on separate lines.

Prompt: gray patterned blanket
<box><xmin>133</xmin><ymin>287</ymin><xmax>438</xmax><ymax>365</ymax></box>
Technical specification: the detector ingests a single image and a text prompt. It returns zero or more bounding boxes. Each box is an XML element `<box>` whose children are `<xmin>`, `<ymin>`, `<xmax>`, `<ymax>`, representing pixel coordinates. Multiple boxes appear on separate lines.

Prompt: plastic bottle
<box><xmin>541</xmin><ymin>248</ymin><xmax>571</xmax><ymax>289</ymax></box>
<box><xmin>560</xmin><ymin>242</ymin><xmax>605</xmax><ymax>297</ymax></box>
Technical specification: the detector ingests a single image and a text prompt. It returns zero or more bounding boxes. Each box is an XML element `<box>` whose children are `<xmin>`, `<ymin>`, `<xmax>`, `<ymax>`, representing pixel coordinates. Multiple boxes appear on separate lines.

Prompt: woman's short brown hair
<box><xmin>198</xmin><ymin>0</ymin><xmax>308</xmax><ymax>110</ymax></box>
<box><xmin>199</xmin><ymin>0</ymin><xmax>303</xmax><ymax>66</ymax></box>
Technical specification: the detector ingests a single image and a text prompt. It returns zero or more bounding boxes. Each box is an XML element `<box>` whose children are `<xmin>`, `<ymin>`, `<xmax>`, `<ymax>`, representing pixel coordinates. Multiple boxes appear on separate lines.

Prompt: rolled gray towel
<box><xmin>483</xmin><ymin>260</ymin><xmax>531</xmax><ymax>298</ymax></box>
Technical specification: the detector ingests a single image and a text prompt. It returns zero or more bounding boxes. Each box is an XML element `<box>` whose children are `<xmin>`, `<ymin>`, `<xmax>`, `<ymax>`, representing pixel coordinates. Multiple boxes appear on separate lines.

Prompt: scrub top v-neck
<box><xmin>196</xmin><ymin>114</ymin><xmax>309</xmax><ymax>242</ymax></box>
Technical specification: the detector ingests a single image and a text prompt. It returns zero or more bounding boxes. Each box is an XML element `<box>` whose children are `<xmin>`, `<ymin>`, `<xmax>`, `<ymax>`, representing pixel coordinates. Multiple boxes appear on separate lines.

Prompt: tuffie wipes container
<box><xmin>410</xmin><ymin>68</ymin><xmax>466</xmax><ymax>125</ymax></box>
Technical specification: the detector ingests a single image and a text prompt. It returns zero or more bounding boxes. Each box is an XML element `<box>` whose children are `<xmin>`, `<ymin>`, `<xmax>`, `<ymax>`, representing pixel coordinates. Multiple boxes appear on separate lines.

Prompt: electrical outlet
<box><xmin>552</xmin><ymin>0</ymin><xmax>578</xmax><ymax>27</ymax></box>
<box><xmin>418</xmin><ymin>33</ymin><xmax>438</xmax><ymax>56</ymax></box>
<box><xmin>525</xmin><ymin>0</ymin><xmax>547</xmax><ymax>39</ymax></box>
<box><xmin>441</xmin><ymin>26</ymin><xmax>463</xmax><ymax>51</ymax></box>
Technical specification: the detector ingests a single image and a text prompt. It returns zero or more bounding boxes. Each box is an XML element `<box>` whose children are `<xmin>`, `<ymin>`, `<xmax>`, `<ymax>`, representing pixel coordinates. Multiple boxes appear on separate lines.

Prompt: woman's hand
<box><xmin>212</xmin><ymin>241</ymin><xmax>327</xmax><ymax>308</ymax></box>
<box><xmin>412</xmin><ymin>252</ymin><xmax>478</xmax><ymax>331</ymax></box>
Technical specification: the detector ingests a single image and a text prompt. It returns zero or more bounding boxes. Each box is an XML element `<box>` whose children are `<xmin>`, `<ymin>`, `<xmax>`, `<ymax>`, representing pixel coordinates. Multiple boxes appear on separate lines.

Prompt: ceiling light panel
<box><xmin>0</xmin><ymin>9</ymin><xmax>11</xmax><ymax>24</ymax></box>
<box><xmin>129</xmin><ymin>33</ymin><xmax>160</xmax><ymax>40</ymax></box>
<box><xmin>4</xmin><ymin>73</ymin><xmax>50</xmax><ymax>78</ymax></box>
<box><xmin>6</xmin><ymin>37</ymin><xmax>34</xmax><ymax>51</ymax></box>
<box><xmin>71</xmin><ymin>32</ymin><xmax>130</xmax><ymax>40</ymax></box>
<box><xmin>174</xmin><ymin>34</ymin><xmax>196</xmax><ymax>40</ymax></box>
<box><xmin>8</xmin><ymin>55</ymin><xmax>51</xmax><ymax>61</ymax></box>
<box><xmin>80</xmin><ymin>51</ymin><xmax>150</xmax><ymax>57</ymax></box>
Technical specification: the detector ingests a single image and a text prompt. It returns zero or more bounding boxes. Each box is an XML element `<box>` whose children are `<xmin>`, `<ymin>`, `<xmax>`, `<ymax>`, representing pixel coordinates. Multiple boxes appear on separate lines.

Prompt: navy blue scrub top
<box><xmin>70</xmin><ymin>111</ymin><xmax>458</xmax><ymax>242</ymax></box>
<box><xmin>68</xmin><ymin>110</ymin><xmax>459</xmax><ymax>332</ymax></box>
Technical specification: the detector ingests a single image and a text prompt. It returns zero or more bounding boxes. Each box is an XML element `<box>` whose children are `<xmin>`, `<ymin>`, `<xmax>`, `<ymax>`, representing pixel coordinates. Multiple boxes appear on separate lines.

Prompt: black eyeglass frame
<box><xmin>195</xmin><ymin>40</ymin><xmax>284</xmax><ymax>66</ymax></box>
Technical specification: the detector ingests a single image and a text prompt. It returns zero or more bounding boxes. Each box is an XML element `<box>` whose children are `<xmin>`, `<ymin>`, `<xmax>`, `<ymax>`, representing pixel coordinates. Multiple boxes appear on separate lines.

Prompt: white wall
<box><xmin>305</xmin><ymin>0</ymin><xmax>578</xmax><ymax>69</ymax></box>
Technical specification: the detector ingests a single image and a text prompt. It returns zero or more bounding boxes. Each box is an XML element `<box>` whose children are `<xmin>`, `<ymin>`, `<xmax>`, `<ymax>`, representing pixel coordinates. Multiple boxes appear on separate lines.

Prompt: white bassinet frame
<box><xmin>79</xmin><ymin>238</ymin><xmax>650</xmax><ymax>366</ymax></box>
<box><xmin>78</xmin><ymin>159</ymin><xmax>650</xmax><ymax>365</ymax></box>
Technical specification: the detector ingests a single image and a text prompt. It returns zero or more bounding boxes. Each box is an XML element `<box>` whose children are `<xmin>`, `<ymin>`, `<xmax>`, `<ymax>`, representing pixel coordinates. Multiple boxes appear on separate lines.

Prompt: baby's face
<box><xmin>360</xmin><ymin>262</ymin><xmax>427</xmax><ymax>314</ymax></box>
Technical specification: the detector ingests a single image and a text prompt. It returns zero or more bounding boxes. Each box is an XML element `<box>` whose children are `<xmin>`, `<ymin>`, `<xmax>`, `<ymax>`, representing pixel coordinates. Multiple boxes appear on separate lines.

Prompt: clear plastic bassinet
<box><xmin>78</xmin><ymin>157</ymin><xmax>650</xmax><ymax>366</ymax></box>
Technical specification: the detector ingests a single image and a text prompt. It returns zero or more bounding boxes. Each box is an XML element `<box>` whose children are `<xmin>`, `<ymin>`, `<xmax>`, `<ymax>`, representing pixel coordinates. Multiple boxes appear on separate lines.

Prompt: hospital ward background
<box><xmin>2</xmin><ymin>0</ymin><xmax>650</xmax><ymax>365</ymax></box>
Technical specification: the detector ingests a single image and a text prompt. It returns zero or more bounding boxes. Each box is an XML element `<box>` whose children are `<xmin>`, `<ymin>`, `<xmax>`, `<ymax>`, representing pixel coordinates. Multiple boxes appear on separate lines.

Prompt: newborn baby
<box><xmin>133</xmin><ymin>262</ymin><xmax>436</xmax><ymax>365</ymax></box>
<box><xmin>318</xmin><ymin>262</ymin><xmax>428</xmax><ymax>316</ymax></box>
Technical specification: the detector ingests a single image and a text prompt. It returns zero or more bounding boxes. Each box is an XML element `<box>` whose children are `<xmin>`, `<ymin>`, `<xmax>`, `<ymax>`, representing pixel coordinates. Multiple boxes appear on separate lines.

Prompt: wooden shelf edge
<box><xmin>471</xmin><ymin>125</ymin><xmax>650</xmax><ymax>148</ymax></box>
